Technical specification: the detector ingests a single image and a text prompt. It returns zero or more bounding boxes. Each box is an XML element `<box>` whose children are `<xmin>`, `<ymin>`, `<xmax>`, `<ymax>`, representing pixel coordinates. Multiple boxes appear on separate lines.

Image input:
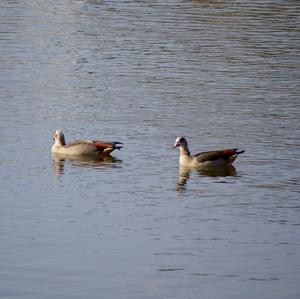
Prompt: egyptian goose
<box><xmin>52</xmin><ymin>130</ymin><xmax>123</xmax><ymax>156</ymax></box>
<box><xmin>173</xmin><ymin>137</ymin><xmax>244</xmax><ymax>168</ymax></box>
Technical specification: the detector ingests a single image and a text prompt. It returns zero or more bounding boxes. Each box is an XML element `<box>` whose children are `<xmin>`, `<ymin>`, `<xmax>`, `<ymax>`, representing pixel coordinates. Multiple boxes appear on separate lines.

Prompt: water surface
<box><xmin>0</xmin><ymin>1</ymin><xmax>299</xmax><ymax>298</ymax></box>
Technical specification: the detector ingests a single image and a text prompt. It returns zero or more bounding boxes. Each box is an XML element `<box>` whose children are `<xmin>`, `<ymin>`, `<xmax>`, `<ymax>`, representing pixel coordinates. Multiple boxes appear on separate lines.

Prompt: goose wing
<box><xmin>64</xmin><ymin>139</ymin><xmax>123</xmax><ymax>154</ymax></box>
<box><xmin>93</xmin><ymin>140</ymin><xmax>123</xmax><ymax>153</ymax></box>
<box><xmin>194</xmin><ymin>149</ymin><xmax>244</xmax><ymax>163</ymax></box>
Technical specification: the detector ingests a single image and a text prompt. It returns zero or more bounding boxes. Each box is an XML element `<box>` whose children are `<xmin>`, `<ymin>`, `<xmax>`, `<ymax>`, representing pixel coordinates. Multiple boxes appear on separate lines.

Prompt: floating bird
<box><xmin>52</xmin><ymin>130</ymin><xmax>122</xmax><ymax>156</ymax></box>
<box><xmin>173</xmin><ymin>137</ymin><xmax>244</xmax><ymax>168</ymax></box>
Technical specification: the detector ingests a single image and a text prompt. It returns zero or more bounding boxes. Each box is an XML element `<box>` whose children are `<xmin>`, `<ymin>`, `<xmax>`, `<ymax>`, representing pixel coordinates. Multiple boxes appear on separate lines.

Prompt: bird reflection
<box><xmin>52</xmin><ymin>153</ymin><xmax>121</xmax><ymax>176</ymax></box>
<box><xmin>177</xmin><ymin>165</ymin><xmax>237</xmax><ymax>191</ymax></box>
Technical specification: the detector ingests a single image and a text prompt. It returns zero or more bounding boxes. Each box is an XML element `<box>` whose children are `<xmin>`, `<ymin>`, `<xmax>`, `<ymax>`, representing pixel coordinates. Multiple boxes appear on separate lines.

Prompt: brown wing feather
<box><xmin>64</xmin><ymin>140</ymin><xmax>122</xmax><ymax>153</ymax></box>
<box><xmin>64</xmin><ymin>140</ymin><xmax>94</xmax><ymax>148</ymax></box>
<box><xmin>94</xmin><ymin>141</ymin><xmax>114</xmax><ymax>149</ymax></box>
<box><xmin>93</xmin><ymin>140</ymin><xmax>123</xmax><ymax>153</ymax></box>
<box><xmin>195</xmin><ymin>149</ymin><xmax>243</xmax><ymax>162</ymax></box>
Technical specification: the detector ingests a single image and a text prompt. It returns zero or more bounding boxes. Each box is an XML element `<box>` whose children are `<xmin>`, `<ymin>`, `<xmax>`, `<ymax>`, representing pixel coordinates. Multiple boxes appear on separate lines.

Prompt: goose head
<box><xmin>173</xmin><ymin>136</ymin><xmax>188</xmax><ymax>149</ymax></box>
<box><xmin>53</xmin><ymin>129</ymin><xmax>66</xmax><ymax>146</ymax></box>
<box><xmin>173</xmin><ymin>136</ymin><xmax>190</xmax><ymax>155</ymax></box>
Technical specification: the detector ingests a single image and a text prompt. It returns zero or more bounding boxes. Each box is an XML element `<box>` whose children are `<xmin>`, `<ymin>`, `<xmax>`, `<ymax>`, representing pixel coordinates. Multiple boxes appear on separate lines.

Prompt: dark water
<box><xmin>0</xmin><ymin>1</ymin><xmax>299</xmax><ymax>298</ymax></box>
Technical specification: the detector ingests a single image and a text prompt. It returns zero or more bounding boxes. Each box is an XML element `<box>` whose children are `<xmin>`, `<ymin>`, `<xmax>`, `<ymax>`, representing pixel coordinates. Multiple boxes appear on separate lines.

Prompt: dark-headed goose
<box><xmin>173</xmin><ymin>137</ymin><xmax>244</xmax><ymax>168</ymax></box>
<box><xmin>52</xmin><ymin>130</ymin><xmax>123</xmax><ymax>156</ymax></box>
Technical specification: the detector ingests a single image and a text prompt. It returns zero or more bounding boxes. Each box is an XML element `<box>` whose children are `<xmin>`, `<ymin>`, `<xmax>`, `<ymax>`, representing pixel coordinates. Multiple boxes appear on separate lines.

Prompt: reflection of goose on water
<box><xmin>177</xmin><ymin>164</ymin><xmax>237</xmax><ymax>191</ymax></box>
<box><xmin>173</xmin><ymin>137</ymin><xmax>244</xmax><ymax>168</ymax></box>
<box><xmin>51</xmin><ymin>129</ymin><xmax>123</xmax><ymax>156</ymax></box>
<box><xmin>52</xmin><ymin>152</ymin><xmax>122</xmax><ymax>176</ymax></box>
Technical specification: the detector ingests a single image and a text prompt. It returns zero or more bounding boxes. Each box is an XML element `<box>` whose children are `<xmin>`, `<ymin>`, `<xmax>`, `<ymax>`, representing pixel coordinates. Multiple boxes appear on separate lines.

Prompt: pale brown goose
<box><xmin>51</xmin><ymin>130</ymin><xmax>123</xmax><ymax>156</ymax></box>
<box><xmin>173</xmin><ymin>137</ymin><xmax>244</xmax><ymax>168</ymax></box>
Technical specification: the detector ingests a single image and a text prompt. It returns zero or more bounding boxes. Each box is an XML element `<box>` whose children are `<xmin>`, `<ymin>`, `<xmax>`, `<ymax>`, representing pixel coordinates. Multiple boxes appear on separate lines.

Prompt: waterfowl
<box><xmin>173</xmin><ymin>137</ymin><xmax>244</xmax><ymax>168</ymax></box>
<box><xmin>52</xmin><ymin>129</ymin><xmax>123</xmax><ymax>156</ymax></box>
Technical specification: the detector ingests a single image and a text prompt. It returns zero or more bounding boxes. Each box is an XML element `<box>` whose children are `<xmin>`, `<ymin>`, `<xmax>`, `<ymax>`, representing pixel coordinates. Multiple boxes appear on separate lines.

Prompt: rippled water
<box><xmin>0</xmin><ymin>1</ymin><xmax>299</xmax><ymax>298</ymax></box>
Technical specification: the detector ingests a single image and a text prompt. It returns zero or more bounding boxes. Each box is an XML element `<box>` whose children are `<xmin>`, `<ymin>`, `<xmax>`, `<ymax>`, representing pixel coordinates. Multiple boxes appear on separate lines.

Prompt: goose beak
<box><xmin>173</xmin><ymin>142</ymin><xmax>179</xmax><ymax>148</ymax></box>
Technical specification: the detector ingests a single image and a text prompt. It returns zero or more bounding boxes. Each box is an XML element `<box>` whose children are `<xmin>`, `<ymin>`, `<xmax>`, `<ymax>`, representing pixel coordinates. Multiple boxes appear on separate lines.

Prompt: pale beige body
<box><xmin>178</xmin><ymin>149</ymin><xmax>236</xmax><ymax>168</ymax></box>
<box><xmin>173</xmin><ymin>137</ymin><xmax>244</xmax><ymax>169</ymax></box>
<box><xmin>51</xmin><ymin>130</ymin><xmax>122</xmax><ymax>156</ymax></box>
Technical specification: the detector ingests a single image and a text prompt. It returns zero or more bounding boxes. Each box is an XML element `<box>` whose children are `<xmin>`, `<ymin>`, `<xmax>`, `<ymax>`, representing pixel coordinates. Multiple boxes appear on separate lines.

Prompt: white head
<box><xmin>173</xmin><ymin>136</ymin><xmax>187</xmax><ymax>148</ymax></box>
<box><xmin>173</xmin><ymin>136</ymin><xmax>190</xmax><ymax>155</ymax></box>
<box><xmin>53</xmin><ymin>129</ymin><xmax>66</xmax><ymax>146</ymax></box>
